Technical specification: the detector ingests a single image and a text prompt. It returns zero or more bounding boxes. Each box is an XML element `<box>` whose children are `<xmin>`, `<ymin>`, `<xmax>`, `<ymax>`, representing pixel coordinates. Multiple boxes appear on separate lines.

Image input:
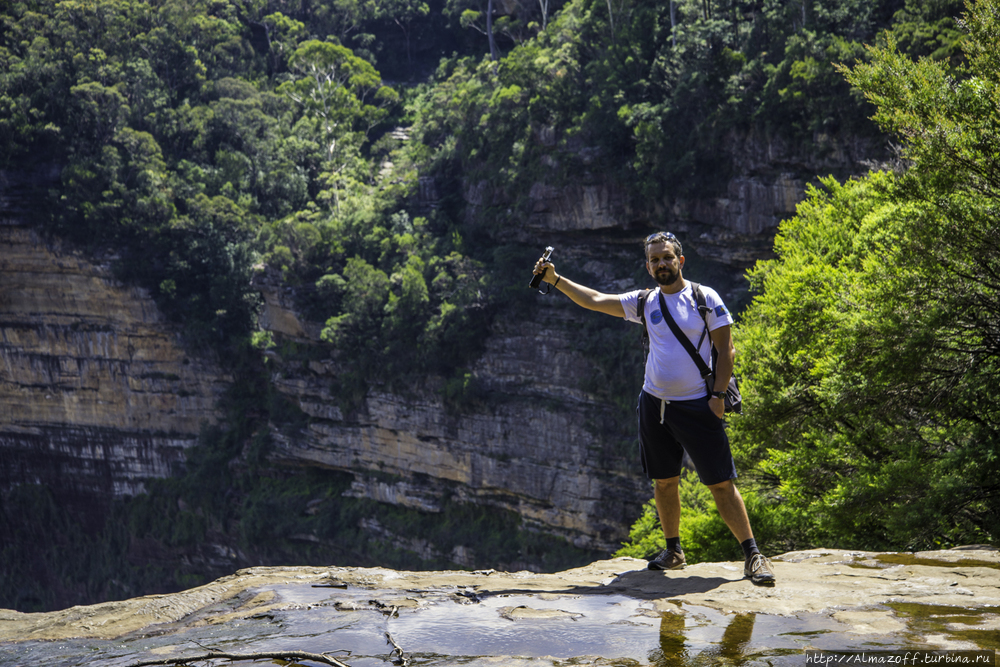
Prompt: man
<box><xmin>532</xmin><ymin>232</ymin><xmax>775</xmax><ymax>585</ymax></box>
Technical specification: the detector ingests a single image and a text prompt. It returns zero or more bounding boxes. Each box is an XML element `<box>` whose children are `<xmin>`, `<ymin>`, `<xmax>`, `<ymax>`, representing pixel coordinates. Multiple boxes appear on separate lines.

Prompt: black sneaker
<box><xmin>648</xmin><ymin>549</ymin><xmax>686</xmax><ymax>570</ymax></box>
<box><xmin>744</xmin><ymin>553</ymin><xmax>775</xmax><ymax>585</ymax></box>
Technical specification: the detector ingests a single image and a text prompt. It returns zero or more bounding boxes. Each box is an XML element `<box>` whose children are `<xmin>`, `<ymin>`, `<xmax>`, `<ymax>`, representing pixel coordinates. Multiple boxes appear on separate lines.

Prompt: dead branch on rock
<box><xmin>385</xmin><ymin>630</ymin><xmax>410</xmax><ymax>666</ymax></box>
<box><xmin>126</xmin><ymin>649</ymin><xmax>352</xmax><ymax>667</ymax></box>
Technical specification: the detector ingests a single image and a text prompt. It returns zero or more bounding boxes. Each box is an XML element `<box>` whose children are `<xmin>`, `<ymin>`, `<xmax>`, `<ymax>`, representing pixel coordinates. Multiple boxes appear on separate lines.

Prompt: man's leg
<box><xmin>653</xmin><ymin>476</ymin><xmax>681</xmax><ymax>539</ymax></box>
<box><xmin>638</xmin><ymin>392</ymin><xmax>687</xmax><ymax>571</ymax></box>
<box><xmin>708</xmin><ymin>479</ymin><xmax>775</xmax><ymax>585</ymax></box>
<box><xmin>648</xmin><ymin>476</ymin><xmax>686</xmax><ymax>570</ymax></box>
<box><xmin>706</xmin><ymin>479</ymin><xmax>752</xmax><ymax>542</ymax></box>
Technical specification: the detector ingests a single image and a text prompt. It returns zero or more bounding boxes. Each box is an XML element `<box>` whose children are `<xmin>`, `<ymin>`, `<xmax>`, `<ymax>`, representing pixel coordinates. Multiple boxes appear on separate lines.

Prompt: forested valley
<box><xmin>1</xmin><ymin>0</ymin><xmax>997</xmax><ymax>612</ymax></box>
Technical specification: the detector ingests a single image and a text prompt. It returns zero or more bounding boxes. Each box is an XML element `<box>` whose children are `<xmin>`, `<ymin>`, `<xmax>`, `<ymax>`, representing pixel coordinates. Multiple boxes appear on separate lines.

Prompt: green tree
<box><xmin>728</xmin><ymin>0</ymin><xmax>1000</xmax><ymax>550</ymax></box>
<box><xmin>279</xmin><ymin>39</ymin><xmax>398</xmax><ymax>214</ymax></box>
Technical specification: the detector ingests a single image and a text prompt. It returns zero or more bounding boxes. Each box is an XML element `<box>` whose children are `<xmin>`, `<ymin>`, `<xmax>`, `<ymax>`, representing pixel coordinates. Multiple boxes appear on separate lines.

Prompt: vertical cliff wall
<box><xmin>0</xmin><ymin>172</ymin><xmax>228</xmax><ymax>503</ymax></box>
<box><xmin>0</xmin><ymin>168</ymin><xmax>648</xmax><ymax>560</ymax></box>
<box><xmin>256</xmin><ymin>268</ymin><xmax>649</xmax><ymax>554</ymax></box>
<box><xmin>466</xmin><ymin>129</ymin><xmax>883</xmax><ymax>266</ymax></box>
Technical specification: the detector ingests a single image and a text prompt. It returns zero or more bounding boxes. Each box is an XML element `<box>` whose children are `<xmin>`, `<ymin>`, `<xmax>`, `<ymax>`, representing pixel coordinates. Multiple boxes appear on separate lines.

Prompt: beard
<box><xmin>654</xmin><ymin>268</ymin><xmax>680</xmax><ymax>286</ymax></box>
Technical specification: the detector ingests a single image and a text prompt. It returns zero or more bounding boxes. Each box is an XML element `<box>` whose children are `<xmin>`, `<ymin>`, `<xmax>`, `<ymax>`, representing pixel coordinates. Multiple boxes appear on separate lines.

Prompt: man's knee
<box><xmin>707</xmin><ymin>478</ymin><xmax>737</xmax><ymax>495</ymax></box>
<box><xmin>654</xmin><ymin>476</ymin><xmax>680</xmax><ymax>491</ymax></box>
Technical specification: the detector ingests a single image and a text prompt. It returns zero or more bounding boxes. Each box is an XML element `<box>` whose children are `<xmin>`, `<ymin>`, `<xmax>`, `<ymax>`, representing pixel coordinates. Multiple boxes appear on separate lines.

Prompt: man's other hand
<box><xmin>708</xmin><ymin>395</ymin><xmax>725</xmax><ymax>419</ymax></box>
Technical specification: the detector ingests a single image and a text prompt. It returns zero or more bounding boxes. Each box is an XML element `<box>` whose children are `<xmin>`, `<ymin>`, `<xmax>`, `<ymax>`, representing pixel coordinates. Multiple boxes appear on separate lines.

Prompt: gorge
<box><xmin>0</xmin><ymin>125</ymin><xmax>876</xmax><ymax>609</ymax></box>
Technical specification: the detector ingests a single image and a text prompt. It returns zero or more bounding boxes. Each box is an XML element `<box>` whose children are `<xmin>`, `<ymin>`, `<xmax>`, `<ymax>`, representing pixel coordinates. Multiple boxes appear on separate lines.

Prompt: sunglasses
<box><xmin>644</xmin><ymin>232</ymin><xmax>682</xmax><ymax>258</ymax></box>
<box><xmin>644</xmin><ymin>232</ymin><xmax>678</xmax><ymax>244</ymax></box>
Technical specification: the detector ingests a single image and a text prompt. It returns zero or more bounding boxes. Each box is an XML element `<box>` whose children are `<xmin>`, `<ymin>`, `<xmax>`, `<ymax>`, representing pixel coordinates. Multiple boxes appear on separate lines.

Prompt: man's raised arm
<box><xmin>533</xmin><ymin>258</ymin><xmax>625</xmax><ymax>318</ymax></box>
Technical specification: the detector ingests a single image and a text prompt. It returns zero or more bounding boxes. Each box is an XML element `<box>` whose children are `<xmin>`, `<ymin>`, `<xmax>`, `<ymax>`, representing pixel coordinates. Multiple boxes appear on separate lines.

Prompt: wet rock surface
<box><xmin>2</xmin><ymin>548</ymin><xmax>998</xmax><ymax>666</ymax></box>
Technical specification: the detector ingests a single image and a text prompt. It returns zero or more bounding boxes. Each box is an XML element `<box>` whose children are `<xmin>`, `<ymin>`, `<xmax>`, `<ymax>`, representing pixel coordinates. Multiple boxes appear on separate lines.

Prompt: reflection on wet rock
<box><xmin>1</xmin><ymin>550</ymin><xmax>999</xmax><ymax>666</ymax></box>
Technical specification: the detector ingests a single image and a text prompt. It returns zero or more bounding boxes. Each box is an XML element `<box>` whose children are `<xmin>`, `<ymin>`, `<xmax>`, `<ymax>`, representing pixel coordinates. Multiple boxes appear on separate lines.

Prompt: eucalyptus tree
<box><xmin>278</xmin><ymin>40</ymin><xmax>398</xmax><ymax>214</ymax></box>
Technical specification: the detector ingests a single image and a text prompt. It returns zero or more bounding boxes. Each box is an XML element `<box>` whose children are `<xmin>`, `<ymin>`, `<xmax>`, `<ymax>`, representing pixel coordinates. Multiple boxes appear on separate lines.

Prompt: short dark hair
<box><xmin>644</xmin><ymin>232</ymin><xmax>682</xmax><ymax>258</ymax></box>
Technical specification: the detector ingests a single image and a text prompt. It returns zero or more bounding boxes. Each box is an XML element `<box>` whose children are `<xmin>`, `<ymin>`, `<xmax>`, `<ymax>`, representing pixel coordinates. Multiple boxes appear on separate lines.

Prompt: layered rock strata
<box><xmin>0</xmin><ymin>128</ymin><xmax>881</xmax><ymax>568</ymax></box>
<box><xmin>260</xmin><ymin>282</ymin><xmax>648</xmax><ymax>553</ymax></box>
<box><xmin>462</xmin><ymin>129</ymin><xmax>884</xmax><ymax>267</ymax></box>
<box><xmin>0</xmin><ymin>216</ymin><xmax>228</xmax><ymax>500</ymax></box>
<box><xmin>1</xmin><ymin>175</ymin><xmax>647</xmax><ymax>558</ymax></box>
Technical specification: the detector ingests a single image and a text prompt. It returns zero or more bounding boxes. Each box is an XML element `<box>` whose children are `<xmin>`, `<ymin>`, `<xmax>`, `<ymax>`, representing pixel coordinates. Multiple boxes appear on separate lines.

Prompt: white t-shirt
<box><xmin>620</xmin><ymin>283</ymin><xmax>734</xmax><ymax>401</ymax></box>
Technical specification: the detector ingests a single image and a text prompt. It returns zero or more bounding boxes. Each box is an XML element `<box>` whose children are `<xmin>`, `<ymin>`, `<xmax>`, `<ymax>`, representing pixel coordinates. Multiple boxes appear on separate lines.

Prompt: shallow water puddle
<box><xmin>1</xmin><ymin>584</ymin><xmax>391</xmax><ymax>667</ymax></box>
<box><xmin>846</xmin><ymin>554</ymin><xmax>1000</xmax><ymax>572</ymax></box>
<box><xmin>887</xmin><ymin>603</ymin><xmax>1000</xmax><ymax>653</ymax></box>
<box><xmin>4</xmin><ymin>583</ymin><xmax>999</xmax><ymax>666</ymax></box>
<box><xmin>389</xmin><ymin>593</ymin><xmax>659</xmax><ymax>659</ymax></box>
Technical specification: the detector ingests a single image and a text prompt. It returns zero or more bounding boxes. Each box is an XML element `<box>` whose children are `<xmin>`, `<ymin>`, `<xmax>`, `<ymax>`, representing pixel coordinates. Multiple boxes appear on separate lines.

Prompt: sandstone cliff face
<box><xmin>464</xmin><ymin>129</ymin><xmax>883</xmax><ymax>266</ymax></box>
<box><xmin>673</xmin><ymin>130</ymin><xmax>884</xmax><ymax>265</ymax></box>
<box><xmin>0</xmin><ymin>168</ymin><xmax>646</xmax><ymax>559</ymax></box>
<box><xmin>258</xmin><ymin>273</ymin><xmax>648</xmax><ymax>553</ymax></box>
<box><xmin>0</xmin><ymin>170</ymin><xmax>228</xmax><ymax>502</ymax></box>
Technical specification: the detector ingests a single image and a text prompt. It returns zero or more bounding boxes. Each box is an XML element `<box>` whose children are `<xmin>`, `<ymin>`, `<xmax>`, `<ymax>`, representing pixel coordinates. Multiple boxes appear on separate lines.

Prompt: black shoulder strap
<box><xmin>638</xmin><ymin>289</ymin><xmax>653</xmax><ymax>357</ymax></box>
<box><xmin>657</xmin><ymin>287</ymin><xmax>713</xmax><ymax>379</ymax></box>
<box><xmin>689</xmin><ymin>282</ymin><xmax>710</xmax><ymax>315</ymax></box>
<box><xmin>689</xmin><ymin>281</ymin><xmax>712</xmax><ymax>352</ymax></box>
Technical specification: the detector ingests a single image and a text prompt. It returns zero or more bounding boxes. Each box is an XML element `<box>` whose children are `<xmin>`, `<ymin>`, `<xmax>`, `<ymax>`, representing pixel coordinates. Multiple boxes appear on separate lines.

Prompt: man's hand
<box><xmin>533</xmin><ymin>257</ymin><xmax>558</xmax><ymax>285</ymax></box>
<box><xmin>708</xmin><ymin>395</ymin><xmax>725</xmax><ymax>419</ymax></box>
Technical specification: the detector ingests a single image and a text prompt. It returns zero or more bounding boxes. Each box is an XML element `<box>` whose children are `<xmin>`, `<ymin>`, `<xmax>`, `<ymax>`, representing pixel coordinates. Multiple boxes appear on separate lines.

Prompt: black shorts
<box><xmin>636</xmin><ymin>390</ymin><xmax>738</xmax><ymax>485</ymax></box>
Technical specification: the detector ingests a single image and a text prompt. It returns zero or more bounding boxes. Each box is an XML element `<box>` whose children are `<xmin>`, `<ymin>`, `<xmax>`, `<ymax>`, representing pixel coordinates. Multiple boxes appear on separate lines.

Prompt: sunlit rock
<box><xmin>2</xmin><ymin>548</ymin><xmax>997</xmax><ymax>666</ymax></box>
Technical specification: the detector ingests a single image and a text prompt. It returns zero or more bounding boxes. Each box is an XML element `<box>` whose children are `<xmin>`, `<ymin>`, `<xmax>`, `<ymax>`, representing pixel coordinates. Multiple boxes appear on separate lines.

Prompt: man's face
<box><xmin>646</xmin><ymin>241</ymin><xmax>684</xmax><ymax>287</ymax></box>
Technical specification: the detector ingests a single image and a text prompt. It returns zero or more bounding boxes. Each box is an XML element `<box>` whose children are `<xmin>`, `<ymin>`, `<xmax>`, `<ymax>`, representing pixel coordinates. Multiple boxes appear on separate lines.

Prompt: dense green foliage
<box><xmin>727</xmin><ymin>0</ymin><xmax>1000</xmax><ymax>551</ymax></box>
<box><xmin>614</xmin><ymin>1</ymin><xmax>999</xmax><ymax>563</ymax></box>
<box><xmin>619</xmin><ymin>0</ymin><xmax>998</xmax><ymax>562</ymax></box>
<box><xmin>0</xmin><ymin>0</ymin><xmax>500</xmax><ymax>397</ymax></box>
<box><xmin>404</xmin><ymin>0</ymin><xmax>966</xmax><ymax>222</ymax></box>
<box><xmin>1</xmin><ymin>0</ymin><xmax>965</xmax><ymax>391</ymax></box>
